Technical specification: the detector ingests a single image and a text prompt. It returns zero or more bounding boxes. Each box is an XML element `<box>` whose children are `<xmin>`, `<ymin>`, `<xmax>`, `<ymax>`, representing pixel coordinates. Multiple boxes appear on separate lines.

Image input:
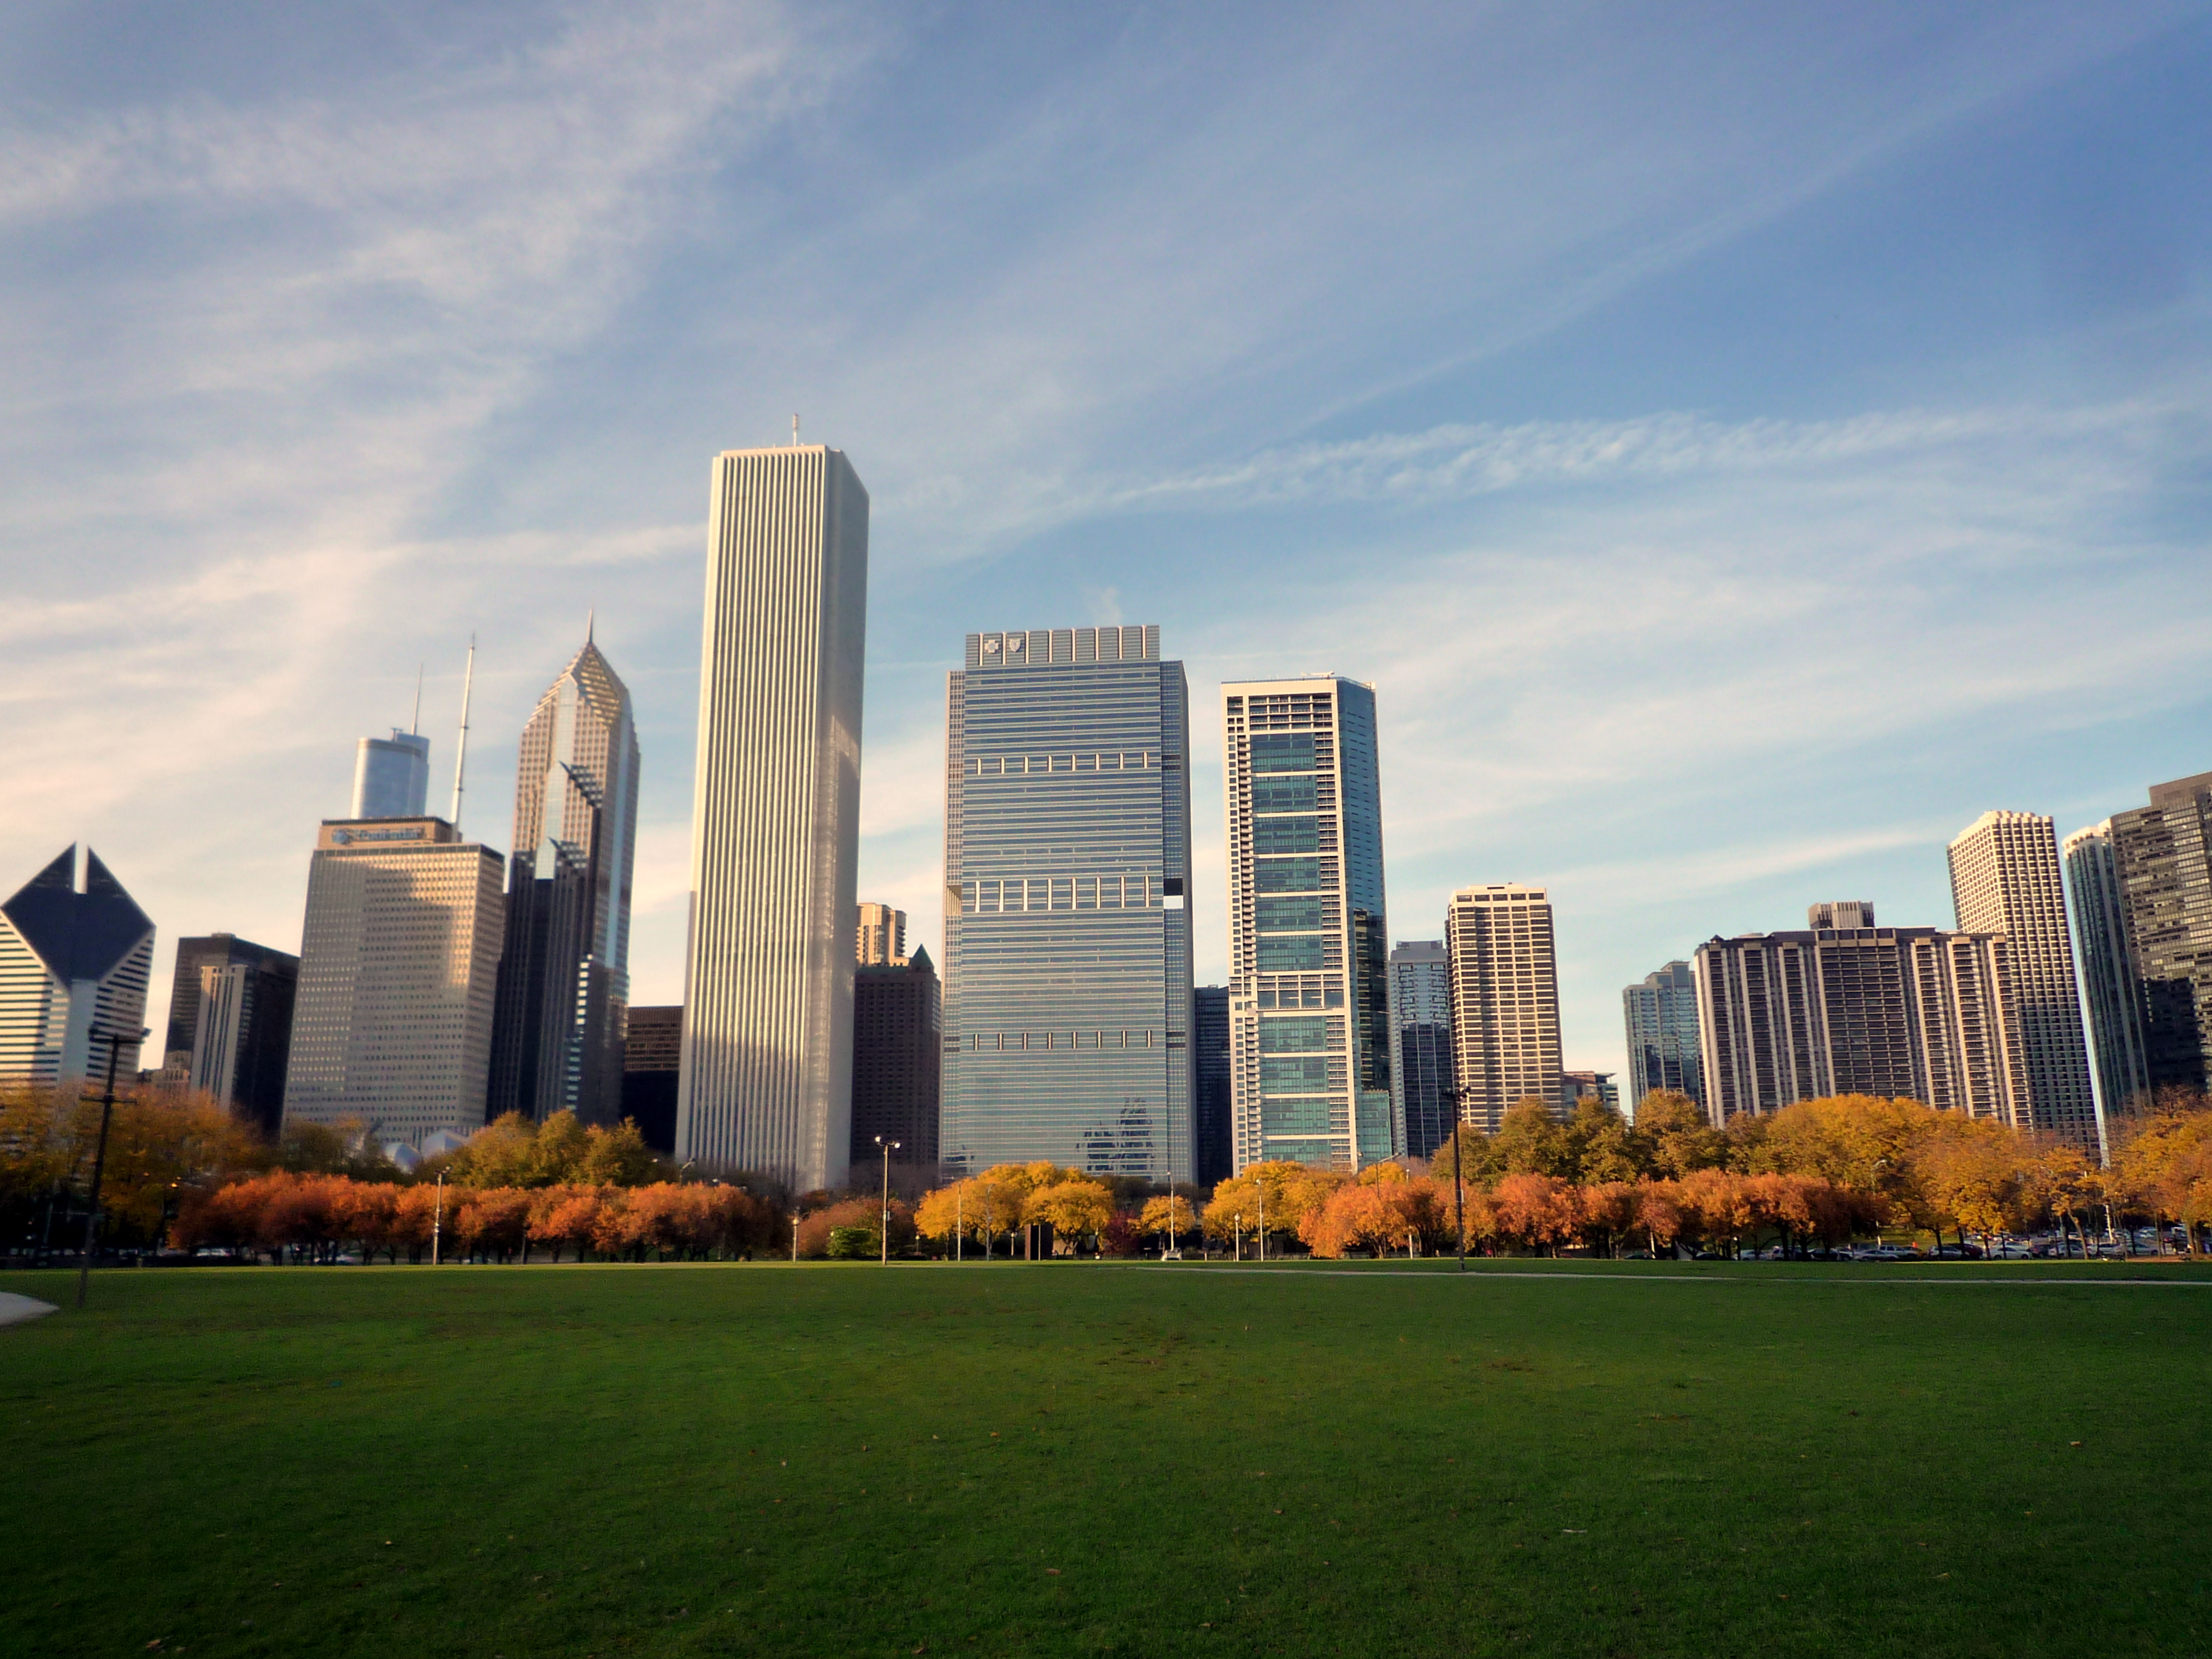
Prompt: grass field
<box><xmin>4</xmin><ymin>1259</ymin><xmax>2210</xmax><ymax>1659</ymax></box>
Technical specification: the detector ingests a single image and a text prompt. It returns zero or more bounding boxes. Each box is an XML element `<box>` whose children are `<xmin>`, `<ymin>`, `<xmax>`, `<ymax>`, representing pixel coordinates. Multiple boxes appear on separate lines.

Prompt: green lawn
<box><xmin>4</xmin><ymin>1259</ymin><xmax>2210</xmax><ymax>1658</ymax></box>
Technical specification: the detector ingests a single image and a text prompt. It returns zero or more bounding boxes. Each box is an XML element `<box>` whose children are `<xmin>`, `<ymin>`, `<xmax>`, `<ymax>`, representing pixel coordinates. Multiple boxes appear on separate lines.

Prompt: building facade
<box><xmin>851</xmin><ymin>946</ymin><xmax>941</xmax><ymax>1177</ymax></box>
<box><xmin>621</xmin><ymin>1004</ymin><xmax>682</xmax><ymax>1153</ymax></box>
<box><xmin>679</xmin><ymin>445</ymin><xmax>868</xmax><ymax>1191</ymax></box>
<box><xmin>1558</xmin><ymin>1070</ymin><xmax>1620</xmax><ymax>1114</ymax></box>
<box><xmin>1621</xmin><ymin>959</ymin><xmax>1701</xmax><ymax>1116</ymax></box>
<box><xmin>1386</xmin><ymin>939</ymin><xmax>1455</xmax><ymax>1161</ymax></box>
<box><xmin>488</xmin><ymin>634</ymin><xmax>640</xmax><ymax>1128</ymax></box>
<box><xmin>162</xmin><ymin>934</ymin><xmax>295</xmax><ymax>1074</ymax></box>
<box><xmin>352</xmin><ymin>729</ymin><xmax>430</xmax><ymax>819</ymax></box>
<box><xmin>1443</xmin><ymin>884</ymin><xmax>1562</xmax><ymax>1134</ymax></box>
<box><xmin>857</xmin><ymin>903</ymin><xmax>906</xmax><ymax>967</ymax></box>
<box><xmin>2063</xmin><ymin>821</ymin><xmax>2151</xmax><ymax>1122</ymax></box>
<box><xmin>1192</xmin><ymin>985</ymin><xmax>1233</xmax><ymax>1187</ymax></box>
<box><xmin>2111</xmin><ymin>772</ymin><xmax>2212</xmax><ymax>1100</ymax></box>
<box><xmin>1948</xmin><ymin>810</ymin><xmax>2100</xmax><ymax>1152</ymax></box>
<box><xmin>1693</xmin><ymin>922</ymin><xmax>2028</xmax><ymax>1128</ymax></box>
<box><xmin>281</xmin><ymin>817</ymin><xmax>506</xmax><ymax>1145</ymax></box>
<box><xmin>943</xmin><ymin>625</ymin><xmax>1193</xmax><ymax>1179</ymax></box>
<box><xmin>183</xmin><ymin>945</ymin><xmax>298</xmax><ymax>1138</ymax></box>
<box><xmin>1222</xmin><ymin>676</ymin><xmax>1390</xmax><ymax>1173</ymax></box>
<box><xmin>0</xmin><ymin>846</ymin><xmax>154</xmax><ymax>1087</ymax></box>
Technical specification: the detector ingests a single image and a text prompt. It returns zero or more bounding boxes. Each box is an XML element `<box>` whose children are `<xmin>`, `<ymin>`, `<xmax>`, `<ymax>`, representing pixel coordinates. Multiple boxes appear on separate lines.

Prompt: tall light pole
<box><xmin>876</xmin><ymin>1136</ymin><xmax>900</xmax><ymax>1265</ymax></box>
<box><xmin>1441</xmin><ymin>1085</ymin><xmax>1470</xmax><ymax>1272</ymax></box>
<box><xmin>956</xmin><ymin>1181</ymin><xmax>963</xmax><ymax>1264</ymax></box>
<box><xmin>432</xmin><ymin>1171</ymin><xmax>446</xmax><ymax>1267</ymax></box>
<box><xmin>75</xmin><ymin>1024</ymin><xmax>147</xmax><ymax>1310</ymax></box>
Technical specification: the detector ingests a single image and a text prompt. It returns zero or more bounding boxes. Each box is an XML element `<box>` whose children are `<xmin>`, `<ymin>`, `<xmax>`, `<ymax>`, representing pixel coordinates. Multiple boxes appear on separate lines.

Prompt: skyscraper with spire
<box><xmin>0</xmin><ymin>846</ymin><xmax>155</xmax><ymax>1087</ymax></box>
<box><xmin>488</xmin><ymin>625</ymin><xmax>640</xmax><ymax>1126</ymax></box>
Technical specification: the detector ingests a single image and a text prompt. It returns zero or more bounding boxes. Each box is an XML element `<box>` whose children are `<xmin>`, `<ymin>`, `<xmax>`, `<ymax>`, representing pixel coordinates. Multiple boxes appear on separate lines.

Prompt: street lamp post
<box><xmin>75</xmin><ymin>1024</ymin><xmax>147</xmax><ymax>1310</ymax></box>
<box><xmin>432</xmin><ymin>1171</ymin><xmax>445</xmax><ymax>1267</ymax></box>
<box><xmin>876</xmin><ymin>1136</ymin><xmax>900</xmax><ymax>1265</ymax></box>
<box><xmin>1441</xmin><ymin>1085</ymin><xmax>1470</xmax><ymax>1272</ymax></box>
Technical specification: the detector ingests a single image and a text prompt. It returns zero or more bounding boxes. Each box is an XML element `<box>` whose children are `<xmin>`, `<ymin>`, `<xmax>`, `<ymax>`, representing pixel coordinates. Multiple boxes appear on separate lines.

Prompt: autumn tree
<box><xmin>915</xmin><ymin>1176</ymin><xmax>1024</xmax><ymax>1256</ymax></box>
<box><xmin>1028</xmin><ymin>1179</ymin><xmax>1113</xmax><ymax>1252</ymax></box>
<box><xmin>1633</xmin><ymin>1091</ymin><xmax>1727</xmax><ymax>1179</ymax></box>
<box><xmin>1493</xmin><ymin>1099</ymin><xmax>1570</xmax><ymax>1178</ymax></box>
<box><xmin>1491</xmin><ymin>1172</ymin><xmax>1580</xmax><ymax>1255</ymax></box>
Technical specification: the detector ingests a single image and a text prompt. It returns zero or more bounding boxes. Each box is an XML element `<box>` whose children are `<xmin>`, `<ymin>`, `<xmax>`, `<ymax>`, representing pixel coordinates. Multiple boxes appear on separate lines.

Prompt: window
<box><xmin>1254</xmin><ymin>816</ymin><xmax>1319</xmax><ymax>854</ymax></box>
<box><xmin>1256</xmin><ymin>896</ymin><xmax>1323</xmax><ymax>931</ymax></box>
<box><xmin>1260</xmin><ymin>1055</ymin><xmax>1330</xmax><ymax>1091</ymax></box>
<box><xmin>1259</xmin><ymin>1016</ymin><xmax>1329</xmax><ymax>1053</ymax></box>
<box><xmin>1252</xmin><ymin>776</ymin><xmax>1317</xmax><ymax>814</ymax></box>
<box><xmin>1255</xmin><ymin>857</ymin><xmax>1320</xmax><ymax>893</ymax></box>
<box><xmin>1250</xmin><ymin>734</ymin><xmax>1316</xmax><ymax>773</ymax></box>
<box><xmin>1257</xmin><ymin>935</ymin><xmax>1324</xmax><ymax>971</ymax></box>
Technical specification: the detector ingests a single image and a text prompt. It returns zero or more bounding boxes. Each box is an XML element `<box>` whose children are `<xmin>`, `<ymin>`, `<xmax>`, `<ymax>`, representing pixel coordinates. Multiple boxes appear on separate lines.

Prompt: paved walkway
<box><xmin>0</xmin><ymin>1292</ymin><xmax>59</xmax><ymax>1327</ymax></box>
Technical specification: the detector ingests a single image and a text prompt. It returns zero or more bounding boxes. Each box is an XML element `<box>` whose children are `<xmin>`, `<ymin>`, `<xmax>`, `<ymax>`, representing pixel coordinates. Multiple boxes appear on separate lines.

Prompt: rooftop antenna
<box><xmin>410</xmin><ymin>665</ymin><xmax>423</xmax><ymax>735</ymax></box>
<box><xmin>585</xmin><ymin>607</ymin><xmax>595</xmax><ymax>646</ymax></box>
<box><xmin>791</xmin><ymin>412</ymin><xmax>799</xmax><ymax>446</ymax></box>
<box><xmin>450</xmin><ymin>635</ymin><xmax>475</xmax><ymax>831</ymax></box>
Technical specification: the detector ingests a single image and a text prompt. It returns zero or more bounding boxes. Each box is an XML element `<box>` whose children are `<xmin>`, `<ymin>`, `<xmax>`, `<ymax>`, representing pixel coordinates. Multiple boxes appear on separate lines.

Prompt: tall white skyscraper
<box><xmin>282</xmin><ymin>817</ymin><xmax>506</xmax><ymax>1144</ymax></box>
<box><xmin>679</xmin><ymin>444</ymin><xmax>868</xmax><ymax>1191</ymax></box>
<box><xmin>0</xmin><ymin>846</ymin><xmax>153</xmax><ymax>1087</ymax></box>
<box><xmin>1948</xmin><ymin>811</ymin><xmax>2099</xmax><ymax>1153</ymax></box>
<box><xmin>1444</xmin><ymin>883</ymin><xmax>1563</xmax><ymax>1134</ymax></box>
<box><xmin>2063</xmin><ymin>820</ymin><xmax>2150</xmax><ymax>1122</ymax></box>
<box><xmin>1222</xmin><ymin>675</ymin><xmax>1390</xmax><ymax>1173</ymax></box>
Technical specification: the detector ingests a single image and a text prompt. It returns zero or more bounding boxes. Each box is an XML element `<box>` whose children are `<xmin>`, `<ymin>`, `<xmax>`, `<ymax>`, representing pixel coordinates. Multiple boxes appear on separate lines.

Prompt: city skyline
<box><xmin>7</xmin><ymin>10</ymin><xmax>2210</xmax><ymax>1100</ymax></box>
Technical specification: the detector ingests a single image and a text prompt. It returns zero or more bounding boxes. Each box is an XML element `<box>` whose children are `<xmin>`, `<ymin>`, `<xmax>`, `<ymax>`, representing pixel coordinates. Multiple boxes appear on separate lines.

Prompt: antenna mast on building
<box><xmin>791</xmin><ymin>412</ymin><xmax>799</xmax><ymax>446</ymax></box>
<box><xmin>411</xmin><ymin>665</ymin><xmax>423</xmax><ymax>734</ymax></box>
<box><xmin>451</xmin><ymin>635</ymin><xmax>475</xmax><ymax>830</ymax></box>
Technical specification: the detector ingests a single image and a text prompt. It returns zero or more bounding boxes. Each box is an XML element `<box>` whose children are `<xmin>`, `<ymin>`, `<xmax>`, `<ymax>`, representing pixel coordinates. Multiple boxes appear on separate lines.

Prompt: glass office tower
<box><xmin>942</xmin><ymin>625</ymin><xmax>1193</xmax><ymax>1179</ymax></box>
<box><xmin>1622</xmin><ymin>959</ymin><xmax>1701</xmax><ymax>1115</ymax></box>
<box><xmin>1386</xmin><ymin>940</ymin><xmax>1454</xmax><ymax>1161</ymax></box>
<box><xmin>1221</xmin><ymin>676</ymin><xmax>1390</xmax><ymax>1173</ymax></box>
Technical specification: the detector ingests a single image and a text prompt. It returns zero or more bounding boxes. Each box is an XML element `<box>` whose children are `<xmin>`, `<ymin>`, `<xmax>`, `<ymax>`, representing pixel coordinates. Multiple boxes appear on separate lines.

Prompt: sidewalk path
<box><xmin>0</xmin><ymin>1292</ymin><xmax>59</xmax><ymax>1327</ymax></box>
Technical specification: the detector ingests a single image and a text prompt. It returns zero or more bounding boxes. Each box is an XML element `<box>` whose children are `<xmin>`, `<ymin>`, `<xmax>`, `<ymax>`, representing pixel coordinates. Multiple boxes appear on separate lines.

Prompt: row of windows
<box><xmin>1255</xmin><ymin>935</ymin><xmax>1334</xmax><ymax>971</ymax></box>
<box><xmin>1255</xmin><ymin>856</ymin><xmax>1329</xmax><ymax>893</ymax></box>
<box><xmin>1253</xmin><ymin>976</ymin><xmax>1346</xmax><ymax>1009</ymax></box>
<box><xmin>1252</xmin><ymin>816</ymin><xmax>1329</xmax><ymax>854</ymax></box>
<box><xmin>968</xmin><ymin>752</ymin><xmax>1160</xmax><ymax>776</ymax></box>
<box><xmin>1247</xmin><ymin>733</ymin><xmax>1320</xmax><ymax>774</ymax></box>
<box><xmin>951</xmin><ymin>1030</ymin><xmax>1179</xmax><ymax>1050</ymax></box>
<box><xmin>1250</xmin><ymin>776</ymin><xmax>1320</xmax><ymax>813</ymax></box>
<box><xmin>964</xmin><ymin>875</ymin><xmax>1158</xmax><ymax>912</ymax></box>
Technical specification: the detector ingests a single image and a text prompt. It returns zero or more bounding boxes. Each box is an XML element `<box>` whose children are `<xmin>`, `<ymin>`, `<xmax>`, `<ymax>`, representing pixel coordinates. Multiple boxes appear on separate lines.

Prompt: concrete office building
<box><xmin>0</xmin><ymin>846</ymin><xmax>154</xmax><ymax>1087</ymax></box>
<box><xmin>945</xmin><ymin>625</ymin><xmax>1193</xmax><ymax>1178</ymax></box>
<box><xmin>1694</xmin><ymin>917</ymin><xmax>2028</xmax><ymax>1128</ymax></box>
<box><xmin>1386</xmin><ymin>940</ymin><xmax>1455</xmax><ymax>1161</ymax></box>
<box><xmin>1558</xmin><ymin>1070</ymin><xmax>1620</xmax><ymax>1114</ymax></box>
<box><xmin>1443</xmin><ymin>885</ymin><xmax>1561</xmax><ymax>1134</ymax></box>
<box><xmin>352</xmin><ymin>730</ymin><xmax>430</xmax><ymax>819</ymax></box>
<box><xmin>2110</xmin><ymin>770</ymin><xmax>2212</xmax><ymax>1101</ymax></box>
<box><xmin>857</xmin><ymin>903</ymin><xmax>907</xmax><ymax>967</ymax></box>
<box><xmin>281</xmin><ymin>817</ymin><xmax>505</xmax><ymax>1145</ymax></box>
<box><xmin>621</xmin><ymin>1005</ymin><xmax>682</xmax><ymax>1154</ymax></box>
<box><xmin>2063</xmin><ymin>821</ymin><xmax>2151</xmax><ymax>1121</ymax></box>
<box><xmin>168</xmin><ymin>936</ymin><xmax>297</xmax><ymax>1138</ymax></box>
<box><xmin>1193</xmin><ymin>986</ymin><xmax>1233</xmax><ymax>1187</ymax></box>
<box><xmin>851</xmin><ymin>946</ymin><xmax>941</xmax><ymax>1178</ymax></box>
<box><xmin>1621</xmin><ymin>959</ymin><xmax>1701</xmax><ymax>1116</ymax></box>
<box><xmin>1222</xmin><ymin>676</ymin><xmax>1390</xmax><ymax>1173</ymax></box>
<box><xmin>679</xmin><ymin>445</ymin><xmax>868</xmax><ymax>1192</ymax></box>
<box><xmin>1948</xmin><ymin>811</ymin><xmax>2100</xmax><ymax>1153</ymax></box>
<box><xmin>488</xmin><ymin>632</ymin><xmax>640</xmax><ymax>1127</ymax></box>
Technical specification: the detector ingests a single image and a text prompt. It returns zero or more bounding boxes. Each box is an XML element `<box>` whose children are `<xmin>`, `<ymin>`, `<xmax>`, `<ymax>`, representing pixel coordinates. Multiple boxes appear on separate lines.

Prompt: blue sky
<box><xmin>4</xmin><ymin>2</ymin><xmax>2209</xmax><ymax>1080</ymax></box>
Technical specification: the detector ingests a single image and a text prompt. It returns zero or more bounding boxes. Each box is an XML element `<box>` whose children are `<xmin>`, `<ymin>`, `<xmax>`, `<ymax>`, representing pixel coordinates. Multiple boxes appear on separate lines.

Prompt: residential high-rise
<box><xmin>620</xmin><ymin>1005</ymin><xmax>682</xmax><ymax>1154</ymax></box>
<box><xmin>281</xmin><ymin>817</ymin><xmax>506</xmax><ymax>1146</ymax></box>
<box><xmin>2063</xmin><ymin>821</ymin><xmax>2150</xmax><ymax>1121</ymax></box>
<box><xmin>1193</xmin><ymin>986</ymin><xmax>1233</xmax><ymax>1186</ymax></box>
<box><xmin>944</xmin><ymin>625</ymin><xmax>1193</xmax><ymax>1178</ymax></box>
<box><xmin>487</xmin><ymin>632</ymin><xmax>640</xmax><ymax>1127</ymax></box>
<box><xmin>1948</xmin><ymin>811</ymin><xmax>2099</xmax><ymax>1152</ymax></box>
<box><xmin>1386</xmin><ymin>940</ymin><xmax>1455</xmax><ymax>1161</ymax></box>
<box><xmin>679</xmin><ymin>445</ymin><xmax>868</xmax><ymax>1191</ymax></box>
<box><xmin>857</xmin><ymin>903</ymin><xmax>907</xmax><ymax>967</ymax></box>
<box><xmin>1621</xmin><ymin>959</ymin><xmax>1701</xmax><ymax>1116</ymax></box>
<box><xmin>1808</xmin><ymin>900</ymin><xmax>1875</xmax><ymax>930</ymax></box>
<box><xmin>352</xmin><ymin>730</ymin><xmax>430</xmax><ymax>819</ymax></box>
<box><xmin>851</xmin><ymin>945</ymin><xmax>941</xmax><ymax>1176</ymax></box>
<box><xmin>1443</xmin><ymin>884</ymin><xmax>1561</xmax><ymax>1134</ymax></box>
<box><xmin>2110</xmin><ymin>770</ymin><xmax>2212</xmax><ymax>1100</ymax></box>
<box><xmin>1694</xmin><ymin>921</ymin><xmax>2027</xmax><ymax>1127</ymax></box>
<box><xmin>1222</xmin><ymin>676</ymin><xmax>1389</xmax><ymax>1173</ymax></box>
<box><xmin>176</xmin><ymin>939</ymin><xmax>297</xmax><ymax>1138</ymax></box>
<box><xmin>0</xmin><ymin>846</ymin><xmax>154</xmax><ymax>1087</ymax></box>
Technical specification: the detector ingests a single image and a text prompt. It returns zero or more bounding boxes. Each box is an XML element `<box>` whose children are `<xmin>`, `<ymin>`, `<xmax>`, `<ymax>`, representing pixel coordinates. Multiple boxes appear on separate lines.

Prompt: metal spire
<box><xmin>450</xmin><ymin>635</ymin><xmax>475</xmax><ymax>831</ymax></box>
